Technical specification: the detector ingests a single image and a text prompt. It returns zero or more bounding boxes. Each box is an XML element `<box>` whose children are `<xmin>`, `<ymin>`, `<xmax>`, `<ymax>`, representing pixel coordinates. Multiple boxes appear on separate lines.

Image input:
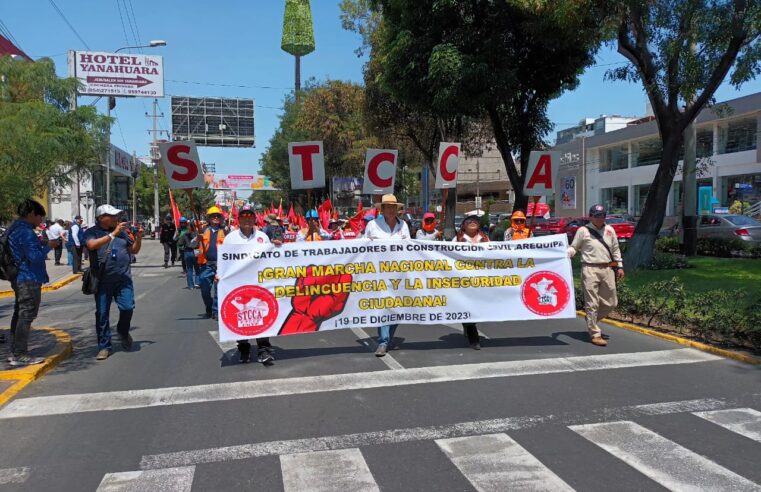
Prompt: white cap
<box><xmin>95</xmin><ymin>204</ymin><xmax>123</xmax><ymax>217</ymax></box>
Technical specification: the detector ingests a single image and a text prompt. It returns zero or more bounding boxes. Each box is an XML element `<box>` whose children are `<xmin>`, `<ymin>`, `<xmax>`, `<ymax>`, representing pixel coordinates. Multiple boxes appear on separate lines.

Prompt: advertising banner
<box><xmin>217</xmin><ymin>235</ymin><xmax>575</xmax><ymax>341</ymax></box>
<box><xmin>289</xmin><ymin>141</ymin><xmax>326</xmax><ymax>189</ymax></box>
<box><xmin>559</xmin><ymin>176</ymin><xmax>576</xmax><ymax>210</ymax></box>
<box><xmin>205</xmin><ymin>174</ymin><xmax>277</xmax><ymax>191</ymax></box>
<box><xmin>363</xmin><ymin>149</ymin><xmax>398</xmax><ymax>194</ymax></box>
<box><xmin>69</xmin><ymin>50</ymin><xmax>164</xmax><ymax>97</ymax></box>
<box><xmin>110</xmin><ymin>144</ymin><xmax>133</xmax><ymax>178</ymax></box>
<box><xmin>157</xmin><ymin>141</ymin><xmax>205</xmax><ymax>189</ymax></box>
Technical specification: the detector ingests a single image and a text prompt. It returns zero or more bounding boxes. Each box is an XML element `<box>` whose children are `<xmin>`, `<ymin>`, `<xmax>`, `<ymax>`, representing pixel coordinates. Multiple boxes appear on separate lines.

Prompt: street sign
<box><xmin>434</xmin><ymin>142</ymin><xmax>460</xmax><ymax>189</ymax></box>
<box><xmin>289</xmin><ymin>141</ymin><xmax>326</xmax><ymax>189</ymax></box>
<box><xmin>475</xmin><ymin>196</ymin><xmax>482</xmax><ymax>209</ymax></box>
<box><xmin>69</xmin><ymin>51</ymin><xmax>164</xmax><ymax>97</ymax></box>
<box><xmin>157</xmin><ymin>141</ymin><xmax>205</xmax><ymax>189</ymax></box>
<box><xmin>523</xmin><ymin>151</ymin><xmax>560</xmax><ymax>196</ymax></box>
<box><xmin>363</xmin><ymin>149</ymin><xmax>398</xmax><ymax>195</ymax></box>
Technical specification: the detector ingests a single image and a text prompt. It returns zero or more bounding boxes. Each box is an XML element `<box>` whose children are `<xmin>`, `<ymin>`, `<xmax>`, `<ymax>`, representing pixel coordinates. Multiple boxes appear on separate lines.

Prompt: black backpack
<box><xmin>0</xmin><ymin>228</ymin><xmax>19</xmax><ymax>281</ymax></box>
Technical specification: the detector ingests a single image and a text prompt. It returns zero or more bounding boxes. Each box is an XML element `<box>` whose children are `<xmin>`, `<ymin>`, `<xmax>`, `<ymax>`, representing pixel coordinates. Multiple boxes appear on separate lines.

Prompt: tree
<box><xmin>133</xmin><ymin>162</ymin><xmax>216</xmax><ymax>219</ymax></box>
<box><xmin>608</xmin><ymin>0</ymin><xmax>761</xmax><ymax>270</ymax></box>
<box><xmin>0</xmin><ymin>56</ymin><xmax>109</xmax><ymax>219</ymax></box>
<box><xmin>372</xmin><ymin>0</ymin><xmax>613</xmax><ymax>213</ymax></box>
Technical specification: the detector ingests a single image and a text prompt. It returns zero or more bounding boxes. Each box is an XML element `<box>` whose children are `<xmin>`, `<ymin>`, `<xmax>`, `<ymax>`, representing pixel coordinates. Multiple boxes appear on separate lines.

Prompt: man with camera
<box><xmin>567</xmin><ymin>204</ymin><xmax>625</xmax><ymax>347</ymax></box>
<box><xmin>84</xmin><ymin>205</ymin><xmax>143</xmax><ymax>360</ymax></box>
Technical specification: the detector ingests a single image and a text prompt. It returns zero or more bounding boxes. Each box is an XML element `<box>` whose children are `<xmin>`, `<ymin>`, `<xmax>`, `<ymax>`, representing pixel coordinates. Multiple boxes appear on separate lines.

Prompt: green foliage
<box><xmin>696</xmin><ymin>237</ymin><xmax>750</xmax><ymax>257</ymax></box>
<box><xmin>281</xmin><ymin>0</ymin><xmax>315</xmax><ymax>56</ymax></box>
<box><xmin>0</xmin><ymin>56</ymin><xmax>110</xmax><ymax>220</ymax></box>
<box><xmin>648</xmin><ymin>252</ymin><xmax>690</xmax><ymax>270</ymax></box>
<box><xmin>729</xmin><ymin>200</ymin><xmax>752</xmax><ymax>214</ymax></box>
<box><xmin>655</xmin><ymin>235</ymin><xmax>680</xmax><ymax>253</ymax></box>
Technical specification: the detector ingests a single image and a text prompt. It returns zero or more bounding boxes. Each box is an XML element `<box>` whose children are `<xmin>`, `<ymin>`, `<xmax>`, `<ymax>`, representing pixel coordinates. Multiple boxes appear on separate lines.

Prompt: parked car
<box><xmin>697</xmin><ymin>214</ymin><xmax>761</xmax><ymax>245</ymax></box>
<box><xmin>561</xmin><ymin>216</ymin><xmax>636</xmax><ymax>243</ymax></box>
<box><xmin>532</xmin><ymin>217</ymin><xmax>571</xmax><ymax>236</ymax></box>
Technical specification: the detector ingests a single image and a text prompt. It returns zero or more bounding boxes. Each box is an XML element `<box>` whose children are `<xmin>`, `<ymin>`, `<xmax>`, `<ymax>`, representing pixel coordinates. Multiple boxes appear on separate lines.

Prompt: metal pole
<box><xmin>132</xmin><ymin>151</ymin><xmax>138</xmax><ymax>224</ymax></box>
<box><xmin>295</xmin><ymin>54</ymin><xmax>301</xmax><ymax>95</ymax></box>
<box><xmin>152</xmin><ymin>98</ymin><xmax>160</xmax><ymax>230</ymax></box>
<box><xmin>106</xmin><ymin>102</ymin><xmax>111</xmax><ymax>204</ymax></box>
<box><xmin>581</xmin><ymin>136</ymin><xmax>587</xmax><ymax>213</ymax></box>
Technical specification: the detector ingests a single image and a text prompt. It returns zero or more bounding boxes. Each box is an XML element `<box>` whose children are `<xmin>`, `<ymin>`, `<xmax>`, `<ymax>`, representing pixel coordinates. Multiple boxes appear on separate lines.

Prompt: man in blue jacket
<box><xmin>6</xmin><ymin>199</ymin><xmax>59</xmax><ymax>366</ymax></box>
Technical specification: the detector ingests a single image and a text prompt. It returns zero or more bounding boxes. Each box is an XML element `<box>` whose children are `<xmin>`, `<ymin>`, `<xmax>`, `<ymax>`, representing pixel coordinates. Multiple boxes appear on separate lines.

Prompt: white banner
<box><xmin>158</xmin><ymin>141</ymin><xmax>205</xmax><ymax>189</ymax></box>
<box><xmin>69</xmin><ymin>50</ymin><xmax>164</xmax><ymax>97</ymax></box>
<box><xmin>217</xmin><ymin>235</ymin><xmax>575</xmax><ymax>341</ymax></box>
<box><xmin>434</xmin><ymin>142</ymin><xmax>460</xmax><ymax>189</ymax></box>
<box><xmin>362</xmin><ymin>149</ymin><xmax>398</xmax><ymax>194</ymax></box>
<box><xmin>289</xmin><ymin>141</ymin><xmax>326</xmax><ymax>189</ymax></box>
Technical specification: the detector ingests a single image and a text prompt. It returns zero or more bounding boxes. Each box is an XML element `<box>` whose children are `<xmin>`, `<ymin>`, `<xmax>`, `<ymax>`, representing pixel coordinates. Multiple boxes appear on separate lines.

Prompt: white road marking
<box><xmin>0</xmin><ymin>348</ymin><xmax>720</xmax><ymax>420</ymax></box>
<box><xmin>208</xmin><ymin>330</ymin><xmax>237</xmax><ymax>353</ymax></box>
<box><xmin>570</xmin><ymin>420</ymin><xmax>761</xmax><ymax>491</ymax></box>
<box><xmin>280</xmin><ymin>448</ymin><xmax>379</xmax><ymax>492</ymax></box>
<box><xmin>0</xmin><ymin>467</ymin><xmax>29</xmax><ymax>485</ymax></box>
<box><xmin>351</xmin><ymin>327</ymin><xmax>404</xmax><ymax>370</ymax></box>
<box><xmin>138</xmin><ymin>396</ymin><xmax>740</xmax><ymax>470</ymax></box>
<box><xmin>96</xmin><ymin>466</ymin><xmax>194</xmax><ymax>492</ymax></box>
<box><xmin>436</xmin><ymin>433</ymin><xmax>572</xmax><ymax>492</ymax></box>
<box><xmin>694</xmin><ymin>408</ymin><xmax>761</xmax><ymax>443</ymax></box>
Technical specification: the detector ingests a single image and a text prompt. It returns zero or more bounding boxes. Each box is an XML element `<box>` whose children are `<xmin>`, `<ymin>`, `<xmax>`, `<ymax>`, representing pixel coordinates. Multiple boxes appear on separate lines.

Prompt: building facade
<box><xmin>553</xmin><ymin>93</ymin><xmax>761</xmax><ymax>221</ymax></box>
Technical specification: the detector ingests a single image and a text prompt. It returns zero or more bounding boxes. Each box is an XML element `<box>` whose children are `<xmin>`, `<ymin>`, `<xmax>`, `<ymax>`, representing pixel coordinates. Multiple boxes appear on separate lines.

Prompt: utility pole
<box><xmin>146</xmin><ymin>98</ymin><xmax>167</xmax><ymax>231</ymax></box>
<box><xmin>106</xmin><ymin>97</ymin><xmax>113</xmax><ymax>204</ymax></box>
<box><xmin>132</xmin><ymin>151</ymin><xmax>138</xmax><ymax>224</ymax></box>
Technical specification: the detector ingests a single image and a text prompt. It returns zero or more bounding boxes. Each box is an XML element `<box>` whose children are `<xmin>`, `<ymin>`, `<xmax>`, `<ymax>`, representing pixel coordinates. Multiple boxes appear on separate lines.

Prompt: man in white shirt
<box><xmin>363</xmin><ymin>194</ymin><xmax>410</xmax><ymax>356</ymax></box>
<box><xmin>222</xmin><ymin>204</ymin><xmax>281</xmax><ymax>364</ymax></box>
<box><xmin>46</xmin><ymin>219</ymin><xmax>65</xmax><ymax>265</ymax></box>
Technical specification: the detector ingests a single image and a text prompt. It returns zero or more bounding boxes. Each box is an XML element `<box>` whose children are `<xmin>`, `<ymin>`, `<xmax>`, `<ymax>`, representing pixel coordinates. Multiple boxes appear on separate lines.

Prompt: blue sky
<box><xmin>3</xmin><ymin>1</ymin><xmax>758</xmax><ymax>176</ymax></box>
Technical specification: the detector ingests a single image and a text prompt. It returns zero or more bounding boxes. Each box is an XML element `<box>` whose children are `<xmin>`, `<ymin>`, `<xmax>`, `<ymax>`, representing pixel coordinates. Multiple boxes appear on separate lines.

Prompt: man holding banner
<box><xmin>363</xmin><ymin>194</ymin><xmax>411</xmax><ymax>357</ymax></box>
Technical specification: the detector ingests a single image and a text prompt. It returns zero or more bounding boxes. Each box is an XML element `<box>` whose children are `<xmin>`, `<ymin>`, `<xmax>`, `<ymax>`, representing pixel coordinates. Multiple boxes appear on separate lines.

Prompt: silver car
<box><xmin>698</xmin><ymin>214</ymin><xmax>761</xmax><ymax>245</ymax></box>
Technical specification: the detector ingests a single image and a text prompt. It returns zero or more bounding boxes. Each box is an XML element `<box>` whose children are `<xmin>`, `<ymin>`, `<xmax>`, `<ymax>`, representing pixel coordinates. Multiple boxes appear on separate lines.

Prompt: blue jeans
<box><xmin>183</xmin><ymin>252</ymin><xmax>200</xmax><ymax>289</ymax></box>
<box><xmin>199</xmin><ymin>264</ymin><xmax>217</xmax><ymax>314</ymax></box>
<box><xmin>377</xmin><ymin>324</ymin><xmax>398</xmax><ymax>347</ymax></box>
<box><xmin>94</xmin><ymin>279</ymin><xmax>135</xmax><ymax>350</ymax></box>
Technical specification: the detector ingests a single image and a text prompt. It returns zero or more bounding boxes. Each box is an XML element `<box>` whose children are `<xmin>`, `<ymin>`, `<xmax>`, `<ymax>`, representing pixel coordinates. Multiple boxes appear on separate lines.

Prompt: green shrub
<box><xmin>647</xmin><ymin>252</ymin><xmax>689</xmax><ymax>270</ymax></box>
<box><xmin>736</xmin><ymin>300</ymin><xmax>761</xmax><ymax>351</ymax></box>
<box><xmin>683</xmin><ymin>289</ymin><xmax>748</xmax><ymax>341</ymax></box>
<box><xmin>655</xmin><ymin>236</ymin><xmax>680</xmax><ymax>253</ymax></box>
<box><xmin>696</xmin><ymin>237</ymin><xmax>750</xmax><ymax>257</ymax></box>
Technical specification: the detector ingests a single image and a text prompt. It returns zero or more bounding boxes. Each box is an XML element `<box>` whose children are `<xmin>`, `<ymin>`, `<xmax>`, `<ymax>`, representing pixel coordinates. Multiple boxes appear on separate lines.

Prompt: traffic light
<box><xmin>108</xmin><ymin>96</ymin><xmax>116</xmax><ymax>110</ymax></box>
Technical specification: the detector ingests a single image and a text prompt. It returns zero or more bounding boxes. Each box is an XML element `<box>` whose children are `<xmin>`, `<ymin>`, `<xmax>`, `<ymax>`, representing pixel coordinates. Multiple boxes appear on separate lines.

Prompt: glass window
<box><xmin>599</xmin><ymin>145</ymin><xmax>628</xmax><ymax>172</ymax></box>
<box><xmin>696</xmin><ymin>128</ymin><xmax>714</xmax><ymax>158</ymax></box>
<box><xmin>719</xmin><ymin>117</ymin><xmax>758</xmax><ymax>154</ymax></box>
<box><xmin>601</xmin><ymin>186</ymin><xmax>628</xmax><ymax>214</ymax></box>
<box><xmin>720</xmin><ymin>174</ymin><xmax>761</xmax><ymax>207</ymax></box>
<box><xmin>634</xmin><ymin>184</ymin><xmax>650</xmax><ymax>216</ymax></box>
<box><xmin>726</xmin><ymin>215</ymin><xmax>761</xmax><ymax>227</ymax></box>
<box><xmin>633</xmin><ymin>138</ymin><xmax>662</xmax><ymax>167</ymax></box>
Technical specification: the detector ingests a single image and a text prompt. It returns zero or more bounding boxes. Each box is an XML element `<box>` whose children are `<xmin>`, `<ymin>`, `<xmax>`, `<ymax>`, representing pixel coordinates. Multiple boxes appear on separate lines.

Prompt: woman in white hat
<box><xmin>364</xmin><ymin>194</ymin><xmax>410</xmax><ymax>356</ymax></box>
<box><xmin>452</xmin><ymin>213</ymin><xmax>488</xmax><ymax>349</ymax></box>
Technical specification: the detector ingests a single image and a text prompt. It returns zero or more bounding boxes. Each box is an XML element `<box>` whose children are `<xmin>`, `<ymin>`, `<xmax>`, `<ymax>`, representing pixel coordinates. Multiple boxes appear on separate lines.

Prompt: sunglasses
<box><xmin>513</xmin><ymin>219</ymin><xmax>526</xmax><ymax>223</ymax></box>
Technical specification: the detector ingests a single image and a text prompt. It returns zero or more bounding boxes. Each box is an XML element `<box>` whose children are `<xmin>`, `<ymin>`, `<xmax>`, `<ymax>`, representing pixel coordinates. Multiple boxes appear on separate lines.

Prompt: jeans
<box><xmin>183</xmin><ymin>251</ymin><xmax>200</xmax><ymax>289</ymax></box>
<box><xmin>377</xmin><ymin>324</ymin><xmax>398</xmax><ymax>347</ymax></box>
<box><xmin>94</xmin><ymin>279</ymin><xmax>135</xmax><ymax>350</ymax></box>
<box><xmin>10</xmin><ymin>281</ymin><xmax>42</xmax><ymax>355</ymax></box>
<box><xmin>199</xmin><ymin>264</ymin><xmax>217</xmax><ymax>315</ymax></box>
<box><xmin>66</xmin><ymin>246</ymin><xmax>73</xmax><ymax>266</ymax></box>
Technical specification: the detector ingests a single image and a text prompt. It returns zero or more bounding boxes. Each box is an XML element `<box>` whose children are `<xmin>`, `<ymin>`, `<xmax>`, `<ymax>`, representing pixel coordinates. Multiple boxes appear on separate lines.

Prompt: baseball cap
<box><xmin>74</xmin><ymin>215</ymin><xmax>83</xmax><ymax>220</ymax></box>
<box><xmin>95</xmin><ymin>205</ymin><xmax>122</xmax><ymax>217</ymax></box>
<box><xmin>589</xmin><ymin>204</ymin><xmax>606</xmax><ymax>217</ymax></box>
<box><xmin>423</xmin><ymin>212</ymin><xmax>435</xmax><ymax>220</ymax></box>
<box><xmin>179</xmin><ymin>216</ymin><xmax>188</xmax><ymax>223</ymax></box>
<box><xmin>305</xmin><ymin>209</ymin><xmax>319</xmax><ymax>219</ymax></box>
<box><xmin>362</xmin><ymin>214</ymin><xmax>375</xmax><ymax>221</ymax></box>
<box><xmin>239</xmin><ymin>204</ymin><xmax>256</xmax><ymax>215</ymax></box>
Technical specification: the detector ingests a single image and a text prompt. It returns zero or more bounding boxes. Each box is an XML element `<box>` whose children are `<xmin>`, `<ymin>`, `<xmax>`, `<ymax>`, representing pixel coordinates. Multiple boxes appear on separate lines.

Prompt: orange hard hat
<box><xmin>511</xmin><ymin>210</ymin><xmax>526</xmax><ymax>220</ymax></box>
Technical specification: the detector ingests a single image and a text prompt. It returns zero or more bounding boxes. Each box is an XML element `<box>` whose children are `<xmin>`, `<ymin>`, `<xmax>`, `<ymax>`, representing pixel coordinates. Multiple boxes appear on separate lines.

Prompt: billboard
<box><xmin>205</xmin><ymin>174</ymin><xmax>277</xmax><ymax>191</ymax></box>
<box><xmin>171</xmin><ymin>97</ymin><xmax>255</xmax><ymax>148</ymax></box>
<box><xmin>110</xmin><ymin>144</ymin><xmax>134</xmax><ymax>178</ymax></box>
<box><xmin>69</xmin><ymin>51</ymin><xmax>164</xmax><ymax>97</ymax></box>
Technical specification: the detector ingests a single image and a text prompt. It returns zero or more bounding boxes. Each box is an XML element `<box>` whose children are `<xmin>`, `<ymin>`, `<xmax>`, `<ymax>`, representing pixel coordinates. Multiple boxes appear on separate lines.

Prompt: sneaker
<box><xmin>257</xmin><ymin>348</ymin><xmax>275</xmax><ymax>364</ymax></box>
<box><xmin>96</xmin><ymin>348</ymin><xmax>112</xmax><ymax>360</ymax></box>
<box><xmin>374</xmin><ymin>344</ymin><xmax>388</xmax><ymax>357</ymax></box>
<box><xmin>469</xmin><ymin>342</ymin><xmax>481</xmax><ymax>350</ymax></box>
<box><xmin>205</xmin><ymin>309</ymin><xmax>213</xmax><ymax>319</ymax></box>
<box><xmin>8</xmin><ymin>354</ymin><xmax>45</xmax><ymax>366</ymax></box>
<box><xmin>591</xmin><ymin>336</ymin><xmax>608</xmax><ymax>347</ymax></box>
<box><xmin>163</xmin><ymin>263</ymin><xmax>168</xmax><ymax>268</ymax></box>
<box><xmin>121</xmin><ymin>333</ymin><xmax>133</xmax><ymax>350</ymax></box>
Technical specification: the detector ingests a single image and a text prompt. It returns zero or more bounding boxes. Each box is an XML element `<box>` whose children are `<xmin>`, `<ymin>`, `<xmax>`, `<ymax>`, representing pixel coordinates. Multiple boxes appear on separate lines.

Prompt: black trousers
<box><xmin>72</xmin><ymin>246</ymin><xmax>83</xmax><ymax>273</ymax></box>
<box><xmin>53</xmin><ymin>244</ymin><xmax>63</xmax><ymax>264</ymax></box>
<box><xmin>162</xmin><ymin>242</ymin><xmax>177</xmax><ymax>264</ymax></box>
<box><xmin>463</xmin><ymin>323</ymin><xmax>479</xmax><ymax>344</ymax></box>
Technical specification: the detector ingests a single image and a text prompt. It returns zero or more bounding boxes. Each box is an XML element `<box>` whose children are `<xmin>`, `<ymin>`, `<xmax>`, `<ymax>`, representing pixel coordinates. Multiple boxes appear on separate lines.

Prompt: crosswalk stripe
<box><xmin>436</xmin><ymin>433</ymin><xmax>573</xmax><ymax>492</ymax></box>
<box><xmin>0</xmin><ymin>348</ymin><xmax>720</xmax><ymax>419</ymax></box>
<box><xmin>96</xmin><ymin>466</ymin><xmax>195</xmax><ymax>492</ymax></box>
<box><xmin>0</xmin><ymin>467</ymin><xmax>29</xmax><ymax>485</ymax></box>
<box><xmin>570</xmin><ymin>420</ymin><xmax>761</xmax><ymax>491</ymax></box>
<box><xmin>140</xmin><ymin>396</ymin><xmax>742</xmax><ymax>470</ymax></box>
<box><xmin>693</xmin><ymin>408</ymin><xmax>761</xmax><ymax>443</ymax></box>
<box><xmin>280</xmin><ymin>448</ymin><xmax>379</xmax><ymax>492</ymax></box>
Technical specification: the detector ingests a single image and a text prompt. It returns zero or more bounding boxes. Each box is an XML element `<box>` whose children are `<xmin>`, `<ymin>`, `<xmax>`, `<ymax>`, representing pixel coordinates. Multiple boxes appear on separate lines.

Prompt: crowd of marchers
<box><xmin>0</xmin><ymin>195</ymin><xmax>623</xmax><ymax>367</ymax></box>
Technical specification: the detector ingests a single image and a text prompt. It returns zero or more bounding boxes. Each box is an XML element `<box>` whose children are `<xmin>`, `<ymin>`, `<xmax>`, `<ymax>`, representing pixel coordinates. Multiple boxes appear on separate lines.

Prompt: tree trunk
<box><xmin>624</xmin><ymin>133</ymin><xmax>681</xmax><ymax>270</ymax></box>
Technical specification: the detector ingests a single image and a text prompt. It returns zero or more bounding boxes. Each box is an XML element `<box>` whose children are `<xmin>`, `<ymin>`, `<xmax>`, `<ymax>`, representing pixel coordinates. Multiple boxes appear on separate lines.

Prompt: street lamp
<box><xmin>104</xmin><ymin>40</ymin><xmax>166</xmax><ymax>205</ymax></box>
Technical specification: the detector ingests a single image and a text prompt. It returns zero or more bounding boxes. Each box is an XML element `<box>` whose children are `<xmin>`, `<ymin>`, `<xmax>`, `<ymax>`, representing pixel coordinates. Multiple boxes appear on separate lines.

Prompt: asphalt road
<box><xmin>0</xmin><ymin>240</ymin><xmax>759</xmax><ymax>491</ymax></box>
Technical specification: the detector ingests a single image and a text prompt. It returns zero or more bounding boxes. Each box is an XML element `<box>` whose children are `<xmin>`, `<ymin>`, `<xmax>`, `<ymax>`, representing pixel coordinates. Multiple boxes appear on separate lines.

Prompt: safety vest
<box><xmin>197</xmin><ymin>227</ymin><xmax>226</xmax><ymax>265</ymax></box>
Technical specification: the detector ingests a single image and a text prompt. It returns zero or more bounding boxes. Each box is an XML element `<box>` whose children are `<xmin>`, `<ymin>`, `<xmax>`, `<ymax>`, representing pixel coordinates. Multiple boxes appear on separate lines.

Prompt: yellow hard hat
<box><xmin>207</xmin><ymin>206</ymin><xmax>223</xmax><ymax>216</ymax></box>
<box><xmin>511</xmin><ymin>210</ymin><xmax>526</xmax><ymax>220</ymax></box>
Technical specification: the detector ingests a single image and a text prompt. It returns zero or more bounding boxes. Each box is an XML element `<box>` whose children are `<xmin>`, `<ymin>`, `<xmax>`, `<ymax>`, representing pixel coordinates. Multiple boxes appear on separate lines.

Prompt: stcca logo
<box><xmin>220</xmin><ymin>285</ymin><xmax>279</xmax><ymax>337</ymax></box>
<box><xmin>521</xmin><ymin>271</ymin><xmax>571</xmax><ymax>316</ymax></box>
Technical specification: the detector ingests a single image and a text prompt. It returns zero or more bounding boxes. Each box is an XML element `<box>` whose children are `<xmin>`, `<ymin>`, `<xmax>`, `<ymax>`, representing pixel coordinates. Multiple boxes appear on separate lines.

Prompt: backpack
<box><xmin>0</xmin><ymin>228</ymin><xmax>19</xmax><ymax>281</ymax></box>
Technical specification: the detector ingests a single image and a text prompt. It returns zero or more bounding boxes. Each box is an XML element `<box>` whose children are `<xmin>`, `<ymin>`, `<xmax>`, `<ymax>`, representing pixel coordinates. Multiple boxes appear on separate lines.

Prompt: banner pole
<box><xmin>528</xmin><ymin>196</ymin><xmax>540</xmax><ymax>233</ymax></box>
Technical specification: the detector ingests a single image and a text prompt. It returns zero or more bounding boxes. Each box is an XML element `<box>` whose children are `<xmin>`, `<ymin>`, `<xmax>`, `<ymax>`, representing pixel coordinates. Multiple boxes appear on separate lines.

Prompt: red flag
<box><xmin>288</xmin><ymin>204</ymin><xmax>296</xmax><ymax>223</ymax></box>
<box><xmin>357</xmin><ymin>199</ymin><xmax>363</xmax><ymax>215</ymax></box>
<box><xmin>168</xmin><ymin>190</ymin><xmax>181</xmax><ymax>228</ymax></box>
<box><xmin>256</xmin><ymin>212</ymin><xmax>265</xmax><ymax>228</ymax></box>
<box><xmin>320</xmin><ymin>198</ymin><xmax>333</xmax><ymax>213</ymax></box>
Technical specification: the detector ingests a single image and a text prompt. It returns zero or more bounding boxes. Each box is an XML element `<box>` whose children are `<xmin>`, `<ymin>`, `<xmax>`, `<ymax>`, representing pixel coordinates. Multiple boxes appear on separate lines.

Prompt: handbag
<box><xmin>82</xmin><ymin>237</ymin><xmax>114</xmax><ymax>295</ymax></box>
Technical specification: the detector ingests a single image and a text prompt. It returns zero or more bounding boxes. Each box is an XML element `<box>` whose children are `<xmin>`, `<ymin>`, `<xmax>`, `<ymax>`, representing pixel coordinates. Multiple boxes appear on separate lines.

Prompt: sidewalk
<box><xmin>0</xmin><ymin>257</ymin><xmax>87</xmax><ymax>295</ymax></box>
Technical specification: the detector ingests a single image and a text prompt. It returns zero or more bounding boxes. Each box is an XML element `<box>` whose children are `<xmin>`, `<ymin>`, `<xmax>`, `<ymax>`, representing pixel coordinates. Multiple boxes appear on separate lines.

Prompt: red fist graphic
<box><xmin>279</xmin><ymin>266</ymin><xmax>352</xmax><ymax>335</ymax></box>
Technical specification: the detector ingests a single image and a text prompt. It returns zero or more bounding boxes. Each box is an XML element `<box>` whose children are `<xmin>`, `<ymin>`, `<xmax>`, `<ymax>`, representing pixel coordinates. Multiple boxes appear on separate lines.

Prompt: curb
<box><xmin>577</xmin><ymin>310</ymin><xmax>760</xmax><ymax>366</ymax></box>
<box><xmin>0</xmin><ymin>273</ymin><xmax>82</xmax><ymax>299</ymax></box>
<box><xmin>0</xmin><ymin>327</ymin><xmax>73</xmax><ymax>407</ymax></box>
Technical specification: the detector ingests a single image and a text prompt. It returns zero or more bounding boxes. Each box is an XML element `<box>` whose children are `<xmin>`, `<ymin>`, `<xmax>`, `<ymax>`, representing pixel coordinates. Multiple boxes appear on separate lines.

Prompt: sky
<box><xmin>2</xmin><ymin>0</ymin><xmax>759</xmax><ymax>177</ymax></box>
